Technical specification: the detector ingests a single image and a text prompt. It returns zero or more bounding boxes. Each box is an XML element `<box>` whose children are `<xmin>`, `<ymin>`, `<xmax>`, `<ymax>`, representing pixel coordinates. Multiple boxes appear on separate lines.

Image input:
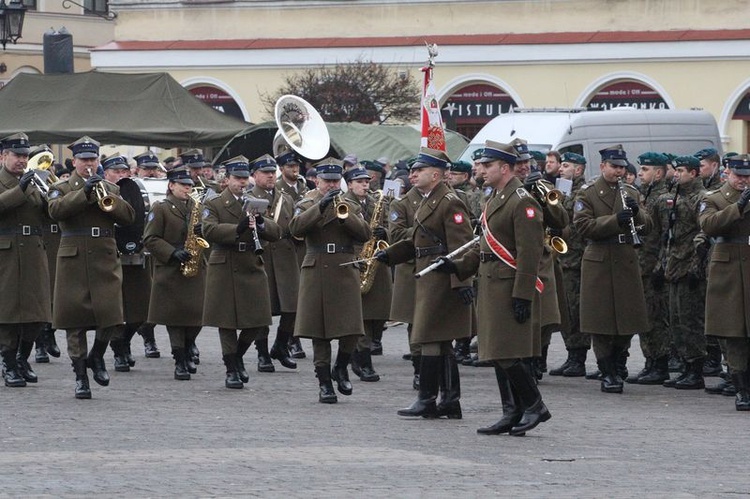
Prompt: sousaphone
<box><xmin>273</xmin><ymin>95</ymin><xmax>330</xmax><ymax>161</ymax></box>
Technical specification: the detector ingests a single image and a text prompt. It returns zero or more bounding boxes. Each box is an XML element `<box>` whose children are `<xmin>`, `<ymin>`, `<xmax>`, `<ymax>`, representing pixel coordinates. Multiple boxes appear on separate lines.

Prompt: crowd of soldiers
<box><xmin>1</xmin><ymin>129</ymin><xmax>749</xmax><ymax>437</ymax></box>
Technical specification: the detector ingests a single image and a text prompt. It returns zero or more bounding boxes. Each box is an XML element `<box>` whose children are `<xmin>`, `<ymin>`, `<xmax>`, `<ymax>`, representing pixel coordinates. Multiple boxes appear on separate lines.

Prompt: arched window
<box><xmin>441</xmin><ymin>83</ymin><xmax>518</xmax><ymax>140</ymax></box>
<box><xmin>585</xmin><ymin>81</ymin><xmax>669</xmax><ymax>111</ymax></box>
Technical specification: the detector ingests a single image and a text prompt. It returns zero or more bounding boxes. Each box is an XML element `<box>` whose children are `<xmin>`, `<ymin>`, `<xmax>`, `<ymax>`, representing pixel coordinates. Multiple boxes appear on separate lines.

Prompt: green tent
<box><xmin>0</xmin><ymin>71</ymin><xmax>249</xmax><ymax>148</ymax></box>
<box><xmin>215</xmin><ymin>121</ymin><xmax>469</xmax><ymax>164</ymax></box>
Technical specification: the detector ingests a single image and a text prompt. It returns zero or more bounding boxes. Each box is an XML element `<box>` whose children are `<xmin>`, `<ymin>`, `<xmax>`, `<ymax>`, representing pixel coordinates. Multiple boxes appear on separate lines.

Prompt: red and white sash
<box><xmin>481</xmin><ymin>209</ymin><xmax>544</xmax><ymax>294</ymax></box>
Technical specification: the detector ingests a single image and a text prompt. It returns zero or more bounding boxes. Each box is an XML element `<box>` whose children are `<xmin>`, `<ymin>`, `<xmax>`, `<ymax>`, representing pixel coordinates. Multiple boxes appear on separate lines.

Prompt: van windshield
<box><xmin>459</xmin><ymin>143</ymin><xmax>553</xmax><ymax>163</ymax></box>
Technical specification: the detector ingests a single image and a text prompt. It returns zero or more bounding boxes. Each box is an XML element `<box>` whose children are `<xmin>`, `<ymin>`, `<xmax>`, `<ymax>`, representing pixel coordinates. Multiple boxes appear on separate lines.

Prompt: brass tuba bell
<box><xmin>273</xmin><ymin>95</ymin><xmax>330</xmax><ymax>161</ymax></box>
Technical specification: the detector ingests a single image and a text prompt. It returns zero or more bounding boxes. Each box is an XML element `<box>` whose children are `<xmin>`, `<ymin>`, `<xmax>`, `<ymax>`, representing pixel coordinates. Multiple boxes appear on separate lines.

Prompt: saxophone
<box><xmin>180</xmin><ymin>192</ymin><xmax>210</xmax><ymax>277</ymax></box>
<box><xmin>359</xmin><ymin>190</ymin><xmax>389</xmax><ymax>294</ymax></box>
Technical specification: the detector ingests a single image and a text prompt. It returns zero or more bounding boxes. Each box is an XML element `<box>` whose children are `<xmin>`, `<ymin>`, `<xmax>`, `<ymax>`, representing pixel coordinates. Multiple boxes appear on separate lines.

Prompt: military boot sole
<box><xmin>585</xmin><ymin>370</ymin><xmax>603</xmax><ymax>380</ymax></box>
<box><xmin>319</xmin><ymin>394</ymin><xmax>338</xmax><ymax>404</ymax></box>
<box><xmin>270</xmin><ymin>348</ymin><xmax>297</xmax><ymax>370</ymax></box>
<box><xmin>35</xmin><ymin>350</ymin><xmax>50</xmax><ymax>363</ymax></box>
<box><xmin>477</xmin><ymin>415</ymin><xmax>522</xmax><ymax>435</ymax></box>
<box><xmin>601</xmin><ymin>383</ymin><xmax>624</xmax><ymax>393</ymax></box>
<box><xmin>114</xmin><ymin>362</ymin><xmax>130</xmax><ymax>373</ymax></box>
<box><xmin>4</xmin><ymin>377</ymin><xmax>26</xmax><ymax>387</ymax></box>
<box><xmin>636</xmin><ymin>374</ymin><xmax>670</xmax><ymax>385</ymax></box>
<box><xmin>257</xmin><ymin>363</ymin><xmax>275</xmax><ymax>373</ymax></box>
<box><xmin>75</xmin><ymin>389</ymin><xmax>92</xmax><ymax>399</ymax></box>
<box><xmin>174</xmin><ymin>371</ymin><xmax>191</xmax><ymax>381</ymax></box>
<box><xmin>722</xmin><ymin>386</ymin><xmax>738</xmax><ymax>396</ymax></box>
<box><xmin>675</xmin><ymin>380</ymin><xmax>705</xmax><ymax>390</ymax></box>
<box><xmin>225</xmin><ymin>380</ymin><xmax>244</xmax><ymax>389</ymax></box>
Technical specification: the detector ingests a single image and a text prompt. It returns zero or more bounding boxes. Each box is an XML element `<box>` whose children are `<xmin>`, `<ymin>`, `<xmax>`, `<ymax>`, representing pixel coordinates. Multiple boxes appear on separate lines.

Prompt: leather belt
<box><xmin>306</xmin><ymin>244</ymin><xmax>354</xmax><ymax>254</ymax></box>
<box><xmin>414</xmin><ymin>245</ymin><xmax>445</xmax><ymax>258</ymax></box>
<box><xmin>0</xmin><ymin>225</ymin><xmax>43</xmax><ymax>236</ymax></box>
<box><xmin>588</xmin><ymin>234</ymin><xmax>631</xmax><ymax>245</ymax></box>
<box><xmin>714</xmin><ymin>236</ymin><xmax>750</xmax><ymax>245</ymax></box>
<box><xmin>45</xmin><ymin>224</ymin><xmax>59</xmax><ymax>234</ymax></box>
<box><xmin>61</xmin><ymin>227</ymin><xmax>114</xmax><ymax>238</ymax></box>
<box><xmin>479</xmin><ymin>251</ymin><xmax>500</xmax><ymax>263</ymax></box>
<box><xmin>214</xmin><ymin>242</ymin><xmax>254</xmax><ymax>252</ymax></box>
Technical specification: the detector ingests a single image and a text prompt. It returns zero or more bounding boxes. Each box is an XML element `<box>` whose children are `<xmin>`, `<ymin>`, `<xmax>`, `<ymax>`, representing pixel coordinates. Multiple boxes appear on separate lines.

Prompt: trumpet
<box><xmin>23</xmin><ymin>151</ymin><xmax>58</xmax><ymax>196</ymax></box>
<box><xmin>531</xmin><ymin>180</ymin><xmax>563</xmax><ymax>206</ymax></box>
<box><xmin>545</xmin><ymin>228</ymin><xmax>568</xmax><ymax>254</ymax></box>
<box><xmin>86</xmin><ymin>168</ymin><xmax>116</xmax><ymax>212</ymax></box>
<box><xmin>332</xmin><ymin>192</ymin><xmax>349</xmax><ymax>220</ymax></box>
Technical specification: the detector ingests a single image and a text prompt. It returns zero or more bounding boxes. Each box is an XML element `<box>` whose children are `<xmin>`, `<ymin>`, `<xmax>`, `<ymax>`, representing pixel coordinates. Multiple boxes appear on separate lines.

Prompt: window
<box><xmin>83</xmin><ymin>0</ymin><xmax>108</xmax><ymax>14</ymax></box>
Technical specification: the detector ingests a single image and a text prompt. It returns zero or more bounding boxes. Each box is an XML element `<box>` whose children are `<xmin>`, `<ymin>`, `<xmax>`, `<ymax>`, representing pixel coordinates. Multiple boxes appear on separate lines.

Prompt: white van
<box><xmin>458</xmin><ymin>108</ymin><xmax>723</xmax><ymax>179</ymax></box>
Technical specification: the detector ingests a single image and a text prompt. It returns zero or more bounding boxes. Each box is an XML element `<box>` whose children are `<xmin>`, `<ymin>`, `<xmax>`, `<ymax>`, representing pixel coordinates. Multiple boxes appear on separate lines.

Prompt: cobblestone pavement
<box><xmin>1</xmin><ymin>320</ymin><xmax>749</xmax><ymax>497</ymax></box>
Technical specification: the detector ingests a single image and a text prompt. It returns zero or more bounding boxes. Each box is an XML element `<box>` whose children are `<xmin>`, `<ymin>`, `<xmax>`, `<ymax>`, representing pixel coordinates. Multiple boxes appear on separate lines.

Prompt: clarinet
<box><xmin>241</xmin><ymin>189</ymin><xmax>265</xmax><ymax>256</ymax></box>
<box><xmin>616</xmin><ymin>177</ymin><xmax>642</xmax><ymax>249</ymax></box>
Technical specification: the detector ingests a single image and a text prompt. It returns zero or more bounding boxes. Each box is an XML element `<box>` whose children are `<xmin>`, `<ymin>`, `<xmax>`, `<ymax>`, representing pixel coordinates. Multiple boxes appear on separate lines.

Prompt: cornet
<box><xmin>545</xmin><ymin>229</ymin><xmax>568</xmax><ymax>254</ymax></box>
<box><xmin>531</xmin><ymin>180</ymin><xmax>563</xmax><ymax>206</ymax></box>
<box><xmin>333</xmin><ymin>193</ymin><xmax>349</xmax><ymax>220</ymax></box>
<box><xmin>86</xmin><ymin>168</ymin><xmax>116</xmax><ymax>212</ymax></box>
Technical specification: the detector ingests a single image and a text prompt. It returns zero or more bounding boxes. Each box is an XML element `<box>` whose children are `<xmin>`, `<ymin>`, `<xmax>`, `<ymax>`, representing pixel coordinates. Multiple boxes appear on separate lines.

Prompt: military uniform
<box><xmin>699</xmin><ymin>155</ymin><xmax>750</xmax><ymax>410</ymax></box>
<box><xmin>573</xmin><ymin>145</ymin><xmax>652</xmax><ymax>393</ymax></box>
<box><xmin>47</xmin><ymin>136</ymin><xmax>136</xmax><ymax>398</ymax></box>
<box><xmin>202</xmin><ymin>157</ymin><xmax>281</xmax><ymax>388</ymax></box>
<box><xmin>143</xmin><ymin>168</ymin><xmax>206</xmax><ymax>380</ymax></box>
<box><xmin>654</xmin><ymin>163</ymin><xmax>706</xmax><ymax>388</ymax></box>
<box><xmin>289</xmin><ymin>159</ymin><xmax>370</xmax><ymax>403</ymax></box>
<box><xmin>0</xmin><ymin>133</ymin><xmax>52</xmax><ymax>387</ymax></box>
<box><xmin>385</xmin><ymin>148</ymin><xmax>474</xmax><ymax>419</ymax></box>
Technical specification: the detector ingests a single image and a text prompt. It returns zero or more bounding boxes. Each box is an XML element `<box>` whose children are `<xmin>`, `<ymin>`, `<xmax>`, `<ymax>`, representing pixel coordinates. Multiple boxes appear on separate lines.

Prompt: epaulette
<box><xmin>580</xmin><ymin>181</ymin><xmax>594</xmax><ymax>191</ymax></box>
<box><xmin>51</xmin><ymin>177</ymin><xmax>69</xmax><ymax>187</ymax></box>
<box><xmin>623</xmin><ymin>183</ymin><xmax>639</xmax><ymax>194</ymax></box>
<box><xmin>515</xmin><ymin>187</ymin><xmax>529</xmax><ymax>199</ymax></box>
<box><xmin>445</xmin><ymin>192</ymin><xmax>459</xmax><ymax>201</ymax></box>
<box><xmin>705</xmin><ymin>189</ymin><xmax>720</xmax><ymax>197</ymax></box>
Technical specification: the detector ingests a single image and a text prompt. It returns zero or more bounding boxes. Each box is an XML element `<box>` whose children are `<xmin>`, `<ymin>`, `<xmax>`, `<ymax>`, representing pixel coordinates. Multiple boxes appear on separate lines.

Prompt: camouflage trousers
<box><xmin>669</xmin><ymin>277</ymin><xmax>706</xmax><ymax>361</ymax></box>
<box><xmin>559</xmin><ymin>269</ymin><xmax>590</xmax><ymax>350</ymax></box>
<box><xmin>636</xmin><ymin>275</ymin><xmax>671</xmax><ymax>359</ymax></box>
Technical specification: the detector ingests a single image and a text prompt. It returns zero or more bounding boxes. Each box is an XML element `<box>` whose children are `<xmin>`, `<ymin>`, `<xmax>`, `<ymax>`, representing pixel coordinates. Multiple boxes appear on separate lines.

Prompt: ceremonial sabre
<box><xmin>414</xmin><ymin>236</ymin><xmax>480</xmax><ymax>279</ymax></box>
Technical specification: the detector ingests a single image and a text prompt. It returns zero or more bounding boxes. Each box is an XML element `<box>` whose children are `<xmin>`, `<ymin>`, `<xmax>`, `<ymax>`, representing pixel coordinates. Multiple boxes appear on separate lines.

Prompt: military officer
<box><xmin>439</xmin><ymin>140</ymin><xmax>551</xmax><ymax>436</ymax></box>
<box><xmin>47</xmin><ymin>136</ymin><xmax>136</xmax><ymax>399</ymax></box>
<box><xmin>377</xmin><ymin>147</ymin><xmax>475</xmax><ymax>419</ymax></box>
<box><xmin>202</xmin><ymin>155</ymin><xmax>281</xmax><ymax>389</ymax></box>
<box><xmin>447</xmin><ymin>160</ymin><xmax>481</xmax><ymax>221</ymax></box>
<box><xmin>275</xmin><ymin>149</ymin><xmax>309</xmax><ymax>359</ymax></box>
<box><xmin>549</xmin><ymin>153</ymin><xmax>590</xmax><ymax>377</ymax></box>
<box><xmin>249</xmin><ymin>154</ymin><xmax>298</xmax><ymax>372</ymax></box>
<box><xmin>134</xmin><ymin>151</ymin><xmax>162</xmax><ymax>179</ymax></box>
<box><xmin>573</xmin><ymin>144</ymin><xmax>652</xmax><ymax>394</ymax></box>
<box><xmin>653</xmin><ymin>155</ymin><xmax>707</xmax><ymax>389</ymax></box>
<box><xmin>344</xmin><ymin>166</ymin><xmax>392</xmax><ymax>382</ymax></box>
<box><xmin>626</xmin><ymin>152</ymin><xmax>672</xmax><ymax>384</ymax></box>
<box><xmin>143</xmin><ymin>167</ymin><xmax>206</xmax><ymax>380</ymax></box>
<box><xmin>0</xmin><ymin>133</ymin><xmax>51</xmax><ymax>387</ymax></box>
<box><xmin>388</xmin><ymin>168</ymin><xmax>423</xmax><ymax>388</ymax></box>
<box><xmin>26</xmin><ymin>144</ymin><xmax>62</xmax><ymax>363</ymax></box>
<box><xmin>289</xmin><ymin>158</ymin><xmax>371</xmax><ymax>403</ymax></box>
<box><xmin>98</xmin><ymin>153</ymin><xmax>153</xmax><ymax>373</ymax></box>
<box><xmin>699</xmin><ymin>154</ymin><xmax>750</xmax><ymax>411</ymax></box>
<box><xmin>182</xmin><ymin>148</ymin><xmax>216</xmax><ymax>194</ymax></box>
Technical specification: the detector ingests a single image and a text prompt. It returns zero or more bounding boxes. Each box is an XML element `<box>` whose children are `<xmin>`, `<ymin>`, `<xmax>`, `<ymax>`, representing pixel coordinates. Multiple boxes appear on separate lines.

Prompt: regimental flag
<box><xmin>420</xmin><ymin>56</ymin><xmax>446</xmax><ymax>152</ymax></box>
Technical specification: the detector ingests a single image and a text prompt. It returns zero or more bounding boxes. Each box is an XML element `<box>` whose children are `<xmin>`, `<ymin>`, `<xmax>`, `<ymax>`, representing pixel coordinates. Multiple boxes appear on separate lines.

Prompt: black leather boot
<box><xmin>706</xmin><ymin>376</ymin><xmax>734</xmax><ymax>395</ymax></box>
<box><xmin>357</xmin><ymin>348</ymin><xmax>380</xmax><ymax>382</ymax></box>
<box><xmin>454</xmin><ymin>338</ymin><xmax>471</xmax><ymax>362</ymax></box>
<box><xmin>34</xmin><ymin>330</ymin><xmax>49</xmax><ymax>363</ymax></box>
<box><xmin>398</xmin><ymin>355</ymin><xmax>440</xmax><ymax>417</ymax></box>
<box><xmin>638</xmin><ymin>356</ymin><xmax>670</xmax><ymax>384</ymax></box>
<box><xmin>173</xmin><ymin>348</ymin><xmax>190</xmax><ymax>380</ymax></box>
<box><xmin>270</xmin><ymin>331</ymin><xmax>297</xmax><ymax>369</ymax></box>
<box><xmin>236</xmin><ymin>340</ymin><xmax>252</xmax><ymax>383</ymax></box>
<box><xmin>411</xmin><ymin>355</ymin><xmax>421</xmax><ymax>390</ymax></box>
<box><xmin>16</xmin><ymin>340</ymin><xmax>38</xmax><ymax>383</ymax></box>
<box><xmin>223</xmin><ymin>354</ymin><xmax>243</xmax><ymax>389</ymax></box>
<box><xmin>72</xmin><ymin>358</ymin><xmax>91</xmax><ymax>399</ymax></box>
<box><xmin>675</xmin><ymin>358</ymin><xmax>705</xmax><ymax>390</ymax></box>
<box><xmin>188</xmin><ymin>340</ymin><xmax>200</xmax><ymax>365</ymax></box>
<box><xmin>255</xmin><ymin>338</ymin><xmax>275</xmax><ymax>373</ymax></box>
<box><xmin>626</xmin><ymin>357</ymin><xmax>652</xmax><ymax>384</ymax></box>
<box><xmin>140</xmin><ymin>323</ymin><xmax>160</xmax><ymax>358</ymax></box>
<box><xmin>477</xmin><ymin>365</ymin><xmax>522</xmax><ymax>435</ymax></box>
<box><xmin>288</xmin><ymin>337</ymin><xmax>306</xmax><ymax>359</ymax></box>
<box><xmin>331</xmin><ymin>351</ymin><xmax>353</xmax><ymax>395</ymax></box>
<box><xmin>87</xmin><ymin>339</ymin><xmax>110</xmax><ymax>387</ymax></box>
<box><xmin>585</xmin><ymin>368</ymin><xmax>603</xmax><ymax>380</ymax></box>
<box><xmin>563</xmin><ymin>348</ymin><xmax>588</xmax><ymax>377</ymax></box>
<box><xmin>733</xmin><ymin>371</ymin><xmax>750</xmax><ymax>411</ymax></box>
<box><xmin>539</xmin><ymin>344</ymin><xmax>549</xmax><ymax>373</ymax></box>
<box><xmin>436</xmin><ymin>355</ymin><xmax>461</xmax><ymax>419</ymax></box>
<box><xmin>506</xmin><ymin>361</ymin><xmax>551</xmax><ymax>435</ymax></box>
<box><xmin>45</xmin><ymin>324</ymin><xmax>61</xmax><ymax>358</ymax></box>
<box><xmin>123</xmin><ymin>326</ymin><xmax>137</xmax><ymax>367</ymax></box>
<box><xmin>315</xmin><ymin>365</ymin><xmax>337</xmax><ymax>404</ymax></box>
<box><xmin>668</xmin><ymin>355</ymin><xmax>684</xmax><ymax>373</ymax></box>
<box><xmin>549</xmin><ymin>350</ymin><xmax>573</xmax><ymax>376</ymax></box>
<box><xmin>600</xmin><ymin>357</ymin><xmax>623</xmax><ymax>394</ymax></box>
<box><xmin>703</xmin><ymin>343</ymin><xmax>723</xmax><ymax>377</ymax></box>
<box><xmin>663</xmin><ymin>367</ymin><xmax>688</xmax><ymax>388</ymax></box>
<box><xmin>350</xmin><ymin>350</ymin><xmax>363</xmax><ymax>378</ymax></box>
<box><xmin>616</xmin><ymin>348</ymin><xmax>629</xmax><ymax>379</ymax></box>
<box><xmin>2</xmin><ymin>350</ymin><xmax>26</xmax><ymax>387</ymax></box>
<box><xmin>110</xmin><ymin>339</ymin><xmax>130</xmax><ymax>373</ymax></box>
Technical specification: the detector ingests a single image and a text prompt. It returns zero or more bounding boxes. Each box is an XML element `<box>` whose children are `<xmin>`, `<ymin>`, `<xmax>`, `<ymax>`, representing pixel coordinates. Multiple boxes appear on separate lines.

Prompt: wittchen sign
<box><xmin>587</xmin><ymin>81</ymin><xmax>669</xmax><ymax>110</ymax></box>
<box><xmin>188</xmin><ymin>85</ymin><xmax>244</xmax><ymax>120</ymax></box>
<box><xmin>441</xmin><ymin>84</ymin><xmax>517</xmax><ymax>126</ymax></box>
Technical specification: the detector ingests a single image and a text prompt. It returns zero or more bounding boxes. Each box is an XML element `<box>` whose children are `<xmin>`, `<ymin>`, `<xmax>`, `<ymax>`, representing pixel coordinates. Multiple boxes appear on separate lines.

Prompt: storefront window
<box><xmin>441</xmin><ymin>83</ymin><xmax>517</xmax><ymax>140</ymax></box>
<box><xmin>586</xmin><ymin>81</ymin><xmax>669</xmax><ymax>110</ymax></box>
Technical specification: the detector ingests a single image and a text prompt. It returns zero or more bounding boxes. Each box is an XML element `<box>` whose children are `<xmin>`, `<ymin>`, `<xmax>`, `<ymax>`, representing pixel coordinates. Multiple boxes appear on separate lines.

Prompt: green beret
<box><xmin>637</xmin><ymin>152</ymin><xmax>668</xmax><ymax>167</ymax></box>
<box><xmin>529</xmin><ymin>150</ymin><xmax>546</xmax><ymax>163</ymax></box>
<box><xmin>661</xmin><ymin>153</ymin><xmax>677</xmax><ymax>166</ymax></box>
<box><xmin>471</xmin><ymin>148</ymin><xmax>484</xmax><ymax>161</ymax></box>
<box><xmin>561</xmin><ymin>152</ymin><xmax>586</xmax><ymax>165</ymax></box>
<box><xmin>365</xmin><ymin>160</ymin><xmax>385</xmax><ymax>174</ymax></box>
<box><xmin>449</xmin><ymin>160</ymin><xmax>472</xmax><ymax>173</ymax></box>
<box><xmin>694</xmin><ymin>148</ymin><xmax>718</xmax><ymax>160</ymax></box>
<box><xmin>674</xmin><ymin>155</ymin><xmax>700</xmax><ymax>170</ymax></box>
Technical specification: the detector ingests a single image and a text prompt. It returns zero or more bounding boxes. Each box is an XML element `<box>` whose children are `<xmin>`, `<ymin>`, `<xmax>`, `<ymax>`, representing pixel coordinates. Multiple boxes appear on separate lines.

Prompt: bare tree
<box><xmin>261</xmin><ymin>59</ymin><xmax>421</xmax><ymax>124</ymax></box>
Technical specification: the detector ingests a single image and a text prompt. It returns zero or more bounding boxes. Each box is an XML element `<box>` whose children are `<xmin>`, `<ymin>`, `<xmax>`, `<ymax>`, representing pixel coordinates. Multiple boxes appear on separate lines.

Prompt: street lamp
<box><xmin>0</xmin><ymin>0</ymin><xmax>27</xmax><ymax>51</ymax></box>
